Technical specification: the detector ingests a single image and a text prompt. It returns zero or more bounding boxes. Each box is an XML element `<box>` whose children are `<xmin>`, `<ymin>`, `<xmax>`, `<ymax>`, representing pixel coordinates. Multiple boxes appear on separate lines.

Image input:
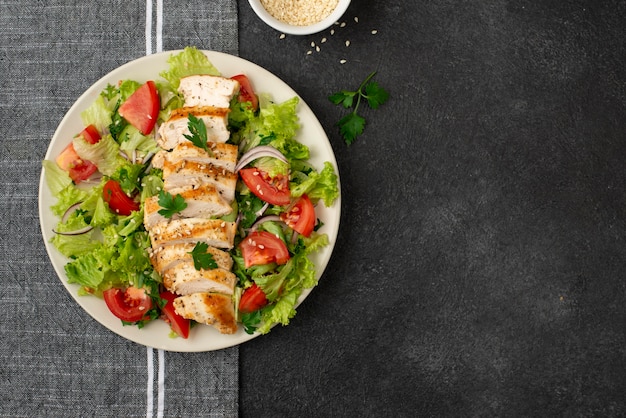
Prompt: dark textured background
<box><xmin>238</xmin><ymin>0</ymin><xmax>626</xmax><ymax>416</ymax></box>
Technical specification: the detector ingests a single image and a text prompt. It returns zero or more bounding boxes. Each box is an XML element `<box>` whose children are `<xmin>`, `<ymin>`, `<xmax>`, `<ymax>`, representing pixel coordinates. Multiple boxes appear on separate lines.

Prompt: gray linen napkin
<box><xmin>0</xmin><ymin>1</ymin><xmax>239</xmax><ymax>416</ymax></box>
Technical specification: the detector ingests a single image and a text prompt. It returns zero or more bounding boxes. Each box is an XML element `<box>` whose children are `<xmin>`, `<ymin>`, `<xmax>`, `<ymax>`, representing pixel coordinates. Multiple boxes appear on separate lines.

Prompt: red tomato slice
<box><xmin>280</xmin><ymin>194</ymin><xmax>316</xmax><ymax>237</ymax></box>
<box><xmin>118</xmin><ymin>80</ymin><xmax>160</xmax><ymax>135</ymax></box>
<box><xmin>102</xmin><ymin>179</ymin><xmax>140</xmax><ymax>216</ymax></box>
<box><xmin>239</xmin><ymin>230</ymin><xmax>290</xmax><ymax>268</ymax></box>
<box><xmin>239</xmin><ymin>168</ymin><xmax>291</xmax><ymax>206</ymax></box>
<box><xmin>55</xmin><ymin>143</ymin><xmax>98</xmax><ymax>183</ymax></box>
<box><xmin>239</xmin><ymin>283</ymin><xmax>268</xmax><ymax>313</ymax></box>
<box><xmin>77</xmin><ymin>124</ymin><xmax>101</xmax><ymax>144</ymax></box>
<box><xmin>103</xmin><ymin>286</ymin><xmax>153</xmax><ymax>323</ymax></box>
<box><xmin>159</xmin><ymin>291</ymin><xmax>190</xmax><ymax>339</ymax></box>
<box><xmin>231</xmin><ymin>74</ymin><xmax>258</xmax><ymax>111</ymax></box>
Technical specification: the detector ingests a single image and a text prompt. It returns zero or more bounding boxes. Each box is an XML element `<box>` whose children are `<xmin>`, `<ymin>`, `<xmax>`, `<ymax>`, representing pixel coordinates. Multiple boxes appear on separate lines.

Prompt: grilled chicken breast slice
<box><xmin>166</xmin><ymin>142</ymin><xmax>238</xmax><ymax>172</ymax></box>
<box><xmin>149</xmin><ymin>242</ymin><xmax>233</xmax><ymax>276</ymax></box>
<box><xmin>173</xmin><ymin>292</ymin><xmax>238</xmax><ymax>334</ymax></box>
<box><xmin>162</xmin><ymin>260</ymin><xmax>237</xmax><ymax>296</ymax></box>
<box><xmin>148</xmin><ymin>218</ymin><xmax>237</xmax><ymax>249</ymax></box>
<box><xmin>162</xmin><ymin>159</ymin><xmax>237</xmax><ymax>202</ymax></box>
<box><xmin>143</xmin><ymin>184</ymin><xmax>232</xmax><ymax>229</ymax></box>
<box><xmin>178</xmin><ymin>75</ymin><xmax>240</xmax><ymax>109</ymax></box>
<box><xmin>157</xmin><ymin>106</ymin><xmax>230</xmax><ymax>150</ymax></box>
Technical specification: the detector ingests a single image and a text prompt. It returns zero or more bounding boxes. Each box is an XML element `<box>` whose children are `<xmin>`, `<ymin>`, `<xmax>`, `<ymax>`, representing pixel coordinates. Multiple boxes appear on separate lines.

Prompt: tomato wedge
<box><xmin>118</xmin><ymin>80</ymin><xmax>160</xmax><ymax>135</ymax></box>
<box><xmin>103</xmin><ymin>286</ymin><xmax>153</xmax><ymax>323</ymax></box>
<box><xmin>102</xmin><ymin>179</ymin><xmax>140</xmax><ymax>216</ymax></box>
<box><xmin>56</xmin><ymin>143</ymin><xmax>98</xmax><ymax>183</ymax></box>
<box><xmin>78</xmin><ymin>124</ymin><xmax>101</xmax><ymax>144</ymax></box>
<box><xmin>280</xmin><ymin>194</ymin><xmax>316</xmax><ymax>237</ymax></box>
<box><xmin>239</xmin><ymin>283</ymin><xmax>268</xmax><ymax>313</ymax></box>
<box><xmin>231</xmin><ymin>74</ymin><xmax>258</xmax><ymax>111</ymax></box>
<box><xmin>239</xmin><ymin>230</ymin><xmax>290</xmax><ymax>268</ymax></box>
<box><xmin>239</xmin><ymin>167</ymin><xmax>291</xmax><ymax>206</ymax></box>
<box><xmin>159</xmin><ymin>291</ymin><xmax>190</xmax><ymax>339</ymax></box>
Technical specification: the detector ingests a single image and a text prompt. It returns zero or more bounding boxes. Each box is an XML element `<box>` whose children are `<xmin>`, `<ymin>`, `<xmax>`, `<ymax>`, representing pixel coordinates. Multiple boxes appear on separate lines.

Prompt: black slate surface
<box><xmin>238</xmin><ymin>1</ymin><xmax>626</xmax><ymax>416</ymax></box>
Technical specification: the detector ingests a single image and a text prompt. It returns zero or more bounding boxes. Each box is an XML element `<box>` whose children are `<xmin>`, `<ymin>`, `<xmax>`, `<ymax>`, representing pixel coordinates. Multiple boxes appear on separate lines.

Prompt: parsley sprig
<box><xmin>188</xmin><ymin>242</ymin><xmax>218</xmax><ymax>270</ymax></box>
<box><xmin>157</xmin><ymin>190</ymin><xmax>187</xmax><ymax>218</ymax></box>
<box><xmin>328</xmin><ymin>71</ymin><xmax>389</xmax><ymax>145</ymax></box>
<box><xmin>184</xmin><ymin>114</ymin><xmax>214</xmax><ymax>156</ymax></box>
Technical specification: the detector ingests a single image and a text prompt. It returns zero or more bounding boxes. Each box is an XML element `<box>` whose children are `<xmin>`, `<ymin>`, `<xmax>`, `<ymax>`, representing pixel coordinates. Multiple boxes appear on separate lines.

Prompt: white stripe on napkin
<box><xmin>146</xmin><ymin>1</ymin><xmax>165</xmax><ymax>417</ymax></box>
<box><xmin>146</xmin><ymin>348</ymin><xmax>154</xmax><ymax>417</ymax></box>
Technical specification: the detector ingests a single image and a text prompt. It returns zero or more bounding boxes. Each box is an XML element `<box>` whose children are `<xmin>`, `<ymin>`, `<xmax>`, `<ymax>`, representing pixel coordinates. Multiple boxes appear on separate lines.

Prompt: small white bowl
<box><xmin>248</xmin><ymin>0</ymin><xmax>351</xmax><ymax>36</ymax></box>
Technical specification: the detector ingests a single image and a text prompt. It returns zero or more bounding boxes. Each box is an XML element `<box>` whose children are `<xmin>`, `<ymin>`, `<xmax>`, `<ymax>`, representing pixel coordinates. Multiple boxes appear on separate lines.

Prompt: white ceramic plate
<box><xmin>38</xmin><ymin>50</ymin><xmax>341</xmax><ymax>352</ymax></box>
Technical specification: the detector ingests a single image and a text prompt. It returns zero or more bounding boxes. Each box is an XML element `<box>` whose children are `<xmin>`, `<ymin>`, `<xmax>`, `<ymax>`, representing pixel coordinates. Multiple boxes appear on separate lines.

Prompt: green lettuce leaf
<box><xmin>159</xmin><ymin>46</ymin><xmax>220</xmax><ymax>89</ymax></box>
<box><xmin>80</xmin><ymin>94</ymin><xmax>115</xmax><ymax>133</ymax></box>
<box><xmin>290</xmin><ymin>161</ymin><xmax>339</xmax><ymax>207</ymax></box>
<box><xmin>73</xmin><ymin>134</ymin><xmax>125</xmax><ymax>176</ymax></box>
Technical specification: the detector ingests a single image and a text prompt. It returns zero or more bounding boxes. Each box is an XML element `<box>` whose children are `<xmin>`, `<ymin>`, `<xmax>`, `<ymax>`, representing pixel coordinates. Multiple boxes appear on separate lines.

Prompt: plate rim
<box><xmin>38</xmin><ymin>49</ymin><xmax>341</xmax><ymax>352</ymax></box>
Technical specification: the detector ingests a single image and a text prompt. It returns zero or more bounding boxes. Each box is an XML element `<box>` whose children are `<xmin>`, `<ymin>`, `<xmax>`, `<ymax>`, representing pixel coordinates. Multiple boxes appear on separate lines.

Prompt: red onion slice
<box><xmin>52</xmin><ymin>225</ymin><xmax>94</xmax><ymax>236</ymax></box>
<box><xmin>235</xmin><ymin>146</ymin><xmax>288</xmax><ymax>172</ymax></box>
<box><xmin>61</xmin><ymin>202</ymin><xmax>83</xmax><ymax>223</ymax></box>
<box><xmin>249</xmin><ymin>215</ymin><xmax>283</xmax><ymax>232</ymax></box>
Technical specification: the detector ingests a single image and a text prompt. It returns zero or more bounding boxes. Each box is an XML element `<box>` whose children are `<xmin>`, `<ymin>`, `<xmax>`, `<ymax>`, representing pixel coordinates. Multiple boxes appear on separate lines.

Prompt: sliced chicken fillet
<box><xmin>148</xmin><ymin>218</ymin><xmax>237</xmax><ymax>249</ymax></box>
<box><xmin>173</xmin><ymin>292</ymin><xmax>238</xmax><ymax>334</ymax></box>
<box><xmin>166</xmin><ymin>142</ymin><xmax>238</xmax><ymax>172</ymax></box>
<box><xmin>161</xmin><ymin>159</ymin><xmax>237</xmax><ymax>202</ymax></box>
<box><xmin>143</xmin><ymin>184</ymin><xmax>232</xmax><ymax>229</ymax></box>
<box><xmin>178</xmin><ymin>75</ymin><xmax>240</xmax><ymax>109</ymax></box>
<box><xmin>157</xmin><ymin>106</ymin><xmax>230</xmax><ymax>150</ymax></box>
<box><xmin>162</xmin><ymin>260</ymin><xmax>236</xmax><ymax>296</ymax></box>
<box><xmin>150</xmin><ymin>242</ymin><xmax>233</xmax><ymax>276</ymax></box>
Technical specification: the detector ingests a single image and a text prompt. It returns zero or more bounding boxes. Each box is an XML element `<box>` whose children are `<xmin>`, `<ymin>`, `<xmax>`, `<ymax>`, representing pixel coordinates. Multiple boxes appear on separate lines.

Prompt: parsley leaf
<box><xmin>329</xmin><ymin>71</ymin><xmax>389</xmax><ymax>145</ymax></box>
<box><xmin>157</xmin><ymin>190</ymin><xmax>187</xmax><ymax>218</ymax></box>
<box><xmin>188</xmin><ymin>242</ymin><xmax>218</xmax><ymax>270</ymax></box>
<box><xmin>184</xmin><ymin>114</ymin><xmax>214</xmax><ymax>156</ymax></box>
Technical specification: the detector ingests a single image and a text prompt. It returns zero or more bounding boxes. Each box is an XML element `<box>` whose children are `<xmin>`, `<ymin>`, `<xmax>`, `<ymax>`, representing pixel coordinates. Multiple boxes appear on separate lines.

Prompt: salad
<box><xmin>42</xmin><ymin>47</ymin><xmax>339</xmax><ymax>339</ymax></box>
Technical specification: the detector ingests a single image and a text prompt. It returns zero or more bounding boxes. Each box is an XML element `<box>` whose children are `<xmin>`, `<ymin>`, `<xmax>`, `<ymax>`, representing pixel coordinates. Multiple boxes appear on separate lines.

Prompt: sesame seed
<box><xmin>345</xmin><ymin>40</ymin><xmax>350</xmax><ymax>47</ymax></box>
<box><xmin>316</xmin><ymin>46</ymin><xmax>320</xmax><ymax>52</ymax></box>
<box><xmin>311</xmin><ymin>41</ymin><xmax>315</xmax><ymax>47</ymax></box>
<box><xmin>340</xmin><ymin>59</ymin><xmax>347</xmax><ymax>64</ymax></box>
<box><xmin>321</xmin><ymin>37</ymin><xmax>327</xmax><ymax>43</ymax></box>
<box><xmin>260</xmin><ymin>0</ymin><xmax>340</xmax><ymax>26</ymax></box>
<box><xmin>279</xmin><ymin>33</ymin><xmax>286</xmax><ymax>39</ymax></box>
<box><xmin>354</xmin><ymin>16</ymin><xmax>359</xmax><ymax>23</ymax></box>
<box><xmin>340</xmin><ymin>22</ymin><xmax>346</xmax><ymax>27</ymax></box>
<box><xmin>330</xmin><ymin>29</ymin><xmax>335</xmax><ymax>35</ymax></box>
<box><xmin>307</xmin><ymin>50</ymin><xmax>313</xmax><ymax>55</ymax></box>
<box><xmin>371</xmin><ymin>29</ymin><xmax>378</xmax><ymax>34</ymax></box>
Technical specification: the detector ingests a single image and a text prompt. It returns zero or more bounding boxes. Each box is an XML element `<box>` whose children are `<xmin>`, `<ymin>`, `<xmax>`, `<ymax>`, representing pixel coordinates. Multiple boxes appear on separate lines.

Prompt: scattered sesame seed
<box><xmin>311</xmin><ymin>41</ymin><xmax>315</xmax><ymax>47</ymax></box>
<box><xmin>330</xmin><ymin>29</ymin><xmax>335</xmax><ymax>35</ymax></box>
<box><xmin>354</xmin><ymin>17</ymin><xmax>359</xmax><ymax>23</ymax></box>
<box><xmin>340</xmin><ymin>22</ymin><xmax>346</xmax><ymax>27</ymax></box>
<box><xmin>316</xmin><ymin>45</ymin><xmax>320</xmax><ymax>52</ymax></box>
<box><xmin>371</xmin><ymin>29</ymin><xmax>378</xmax><ymax>34</ymax></box>
<box><xmin>307</xmin><ymin>50</ymin><xmax>313</xmax><ymax>55</ymax></box>
<box><xmin>321</xmin><ymin>37</ymin><xmax>327</xmax><ymax>43</ymax></box>
<box><xmin>345</xmin><ymin>40</ymin><xmax>350</xmax><ymax>47</ymax></box>
<box><xmin>279</xmin><ymin>33</ymin><xmax>286</xmax><ymax>39</ymax></box>
<box><xmin>340</xmin><ymin>59</ymin><xmax>347</xmax><ymax>64</ymax></box>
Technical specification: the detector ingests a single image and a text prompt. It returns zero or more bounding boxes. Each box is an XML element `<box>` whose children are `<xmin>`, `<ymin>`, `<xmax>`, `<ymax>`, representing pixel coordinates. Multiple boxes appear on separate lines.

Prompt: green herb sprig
<box><xmin>188</xmin><ymin>242</ymin><xmax>218</xmax><ymax>270</ymax></box>
<box><xmin>184</xmin><ymin>114</ymin><xmax>214</xmax><ymax>156</ymax></box>
<box><xmin>328</xmin><ymin>71</ymin><xmax>389</xmax><ymax>145</ymax></box>
<box><xmin>157</xmin><ymin>190</ymin><xmax>187</xmax><ymax>218</ymax></box>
